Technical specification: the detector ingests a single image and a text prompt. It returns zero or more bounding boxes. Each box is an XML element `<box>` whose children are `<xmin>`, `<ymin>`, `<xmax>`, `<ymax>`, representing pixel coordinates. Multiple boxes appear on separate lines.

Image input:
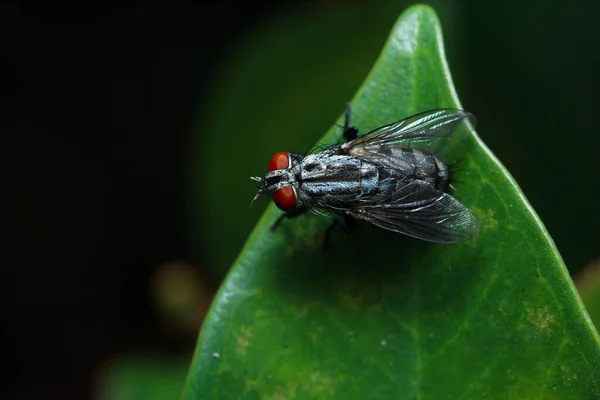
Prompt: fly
<box><xmin>250</xmin><ymin>104</ymin><xmax>479</xmax><ymax>244</ymax></box>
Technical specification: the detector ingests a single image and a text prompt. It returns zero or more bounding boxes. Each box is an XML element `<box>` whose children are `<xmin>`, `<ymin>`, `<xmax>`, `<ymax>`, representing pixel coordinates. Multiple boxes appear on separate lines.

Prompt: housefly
<box><xmin>250</xmin><ymin>105</ymin><xmax>479</xmax><ymax>244</ymax></box>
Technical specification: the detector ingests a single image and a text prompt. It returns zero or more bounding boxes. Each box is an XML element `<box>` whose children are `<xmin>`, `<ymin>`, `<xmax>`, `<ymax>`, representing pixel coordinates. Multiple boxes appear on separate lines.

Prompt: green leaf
<box><xmin>185</xmin><ymin>5</ymin><xmax>600</xmax><ymax>399</ymax></box>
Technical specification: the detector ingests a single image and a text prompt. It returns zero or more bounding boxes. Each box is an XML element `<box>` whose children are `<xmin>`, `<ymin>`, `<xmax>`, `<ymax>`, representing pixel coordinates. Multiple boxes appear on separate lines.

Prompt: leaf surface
<box><xmin>185</xmin><ymin>5</ymin><xmax>600</xmax><ymax>399</ymax></box>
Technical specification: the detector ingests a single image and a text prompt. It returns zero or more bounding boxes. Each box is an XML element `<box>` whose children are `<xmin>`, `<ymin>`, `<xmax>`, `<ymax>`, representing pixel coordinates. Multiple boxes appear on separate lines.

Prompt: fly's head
<box><xmin>250</xmin><ymin>152</ymin><xmax>303</xmax><ymax>211</ymax></box>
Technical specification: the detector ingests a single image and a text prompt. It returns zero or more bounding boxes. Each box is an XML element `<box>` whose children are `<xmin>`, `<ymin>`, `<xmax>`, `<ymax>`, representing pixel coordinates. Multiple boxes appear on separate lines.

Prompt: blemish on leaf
<box><xmin>237</xmin><ymin>326</ymin><xmax>254</xmax><ymax>356</ymax></box>
<box><xmin>475</xmin><ymin>208</ymin><xmax>498</xmax><ymax>230</ymax></box>
<box><xmin>527</xmin><ymin>305</ymin><xmax>556</xmax><ymax>332</ymax></box>
<box><xmin>264</xmin><ymin>388</ymin><xmax>290</xmax><ymax>400</ymax></box>
<box><xmin>305</xmin><ymin>371</ymin><xmax>339</xmax><ymax>397</ymax></box>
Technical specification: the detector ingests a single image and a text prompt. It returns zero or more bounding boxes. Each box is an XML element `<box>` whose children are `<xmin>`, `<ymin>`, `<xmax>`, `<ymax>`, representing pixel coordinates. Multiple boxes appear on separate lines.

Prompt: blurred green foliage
<box><xmin>95</xmin><ymin>354</ymin><xmax>189</xmax><ymax>400</ymax></box>
<box><xmin>578</xmin><ymin>260</ymin><xmax>600</xmax><ymax>330</ymax></box>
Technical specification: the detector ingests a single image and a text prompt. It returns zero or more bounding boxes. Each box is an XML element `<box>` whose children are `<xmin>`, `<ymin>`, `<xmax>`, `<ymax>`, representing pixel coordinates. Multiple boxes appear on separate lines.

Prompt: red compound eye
<box><xmin>268</xmin><ymin>152</ymin><xmax>290</xmax><ymax>171</ymax></box>
<box><xmin>273</xmin><ymin>186</ymin><xmax>297</xmax><ymax>211</ymax></box>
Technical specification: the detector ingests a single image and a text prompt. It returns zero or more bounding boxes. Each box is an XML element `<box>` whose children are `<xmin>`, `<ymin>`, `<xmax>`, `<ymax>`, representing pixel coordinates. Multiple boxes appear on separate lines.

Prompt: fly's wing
<box><xmin>342</xmin><ymin>108</ymin><xmax>475</xmax><ymax>160</ymax></box>
<box><xmin>348</xmin><ymin>180</ymin><xmax>479</xmax><ymax>243</ymax></box>
<box><xmin>349</xmin><ymin>193</ymin><xmax>479</xmax><ymax>243</ymax></box>
<box><xmin>340</xmin><ymin>109</ymin><xmax>478</xmax><ymax>242</ymax></box>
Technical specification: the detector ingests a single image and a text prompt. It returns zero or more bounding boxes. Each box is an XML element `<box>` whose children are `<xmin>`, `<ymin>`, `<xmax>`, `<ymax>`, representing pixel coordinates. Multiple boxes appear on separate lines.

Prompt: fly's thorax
<box><xmin>296</xmin><ymin>153</ymin><xmax>379</xmax><ymax>206</ymax></box>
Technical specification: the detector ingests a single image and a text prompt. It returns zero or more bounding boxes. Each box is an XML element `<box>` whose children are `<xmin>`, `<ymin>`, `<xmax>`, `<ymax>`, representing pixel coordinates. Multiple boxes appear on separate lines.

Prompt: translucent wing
<box><xmin>346</xmin><ymin>181</ymin><xmax>479</xmax><ymax>243</ymax></box>
<box><xmin>342</xmin><ymin>108</ymin><xmax>475</xmax><ymax>159</ymax></box>
<box><xmin>332</xmin><ymin>108</ymin><xmax>478</xmax><ymax>242</ymax></box>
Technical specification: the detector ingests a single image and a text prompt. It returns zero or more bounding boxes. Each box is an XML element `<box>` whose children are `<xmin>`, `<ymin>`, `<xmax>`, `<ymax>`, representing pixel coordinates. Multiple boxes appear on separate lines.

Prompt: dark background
<box><xmin>3</xmin><ymin>1</ymin><xmax>599</xmax><ymax>399</ymax></box>
<box><xmin>4</xmin><ymin>2</ymin><xmax>268</xmax><ymax>398</ymax></box>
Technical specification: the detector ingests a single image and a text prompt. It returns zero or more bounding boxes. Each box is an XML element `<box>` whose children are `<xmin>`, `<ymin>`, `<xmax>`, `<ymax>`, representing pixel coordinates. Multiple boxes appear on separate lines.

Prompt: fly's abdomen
<box><xmin>413</xmin><ymin>148</ymin><xmax>449</xmax><ymax>191</ymax></box>
<box><xmin>380</xmin><ymin>147</ymin><xmax>450</xmax><ymax>192</ymax></box>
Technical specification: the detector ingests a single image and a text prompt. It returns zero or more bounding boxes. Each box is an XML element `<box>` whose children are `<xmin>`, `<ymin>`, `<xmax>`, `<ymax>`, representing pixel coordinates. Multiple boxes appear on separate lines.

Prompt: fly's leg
<box><xmin>343</xmin><ymin>102</ymin><xmax>358</xmax><ymax>142</ymax></box>
<box><xmin>343</xmin><ymin>125</ymin><xmax>358</xmax><ymax>142</ymax></box>
<box><xmin>343</xmin><ymin>102</ymin><xmax>351</xmax><ymax>131</ymax></box>
<box><xmin>270</xmin><ymin>207</ymin><xmax>308</xmax><ymax>231</ymax></box>
<box><xmin>323</xmin><ymin>213</ymin><xmax>358</xmax><ymax>250</ymax></box>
